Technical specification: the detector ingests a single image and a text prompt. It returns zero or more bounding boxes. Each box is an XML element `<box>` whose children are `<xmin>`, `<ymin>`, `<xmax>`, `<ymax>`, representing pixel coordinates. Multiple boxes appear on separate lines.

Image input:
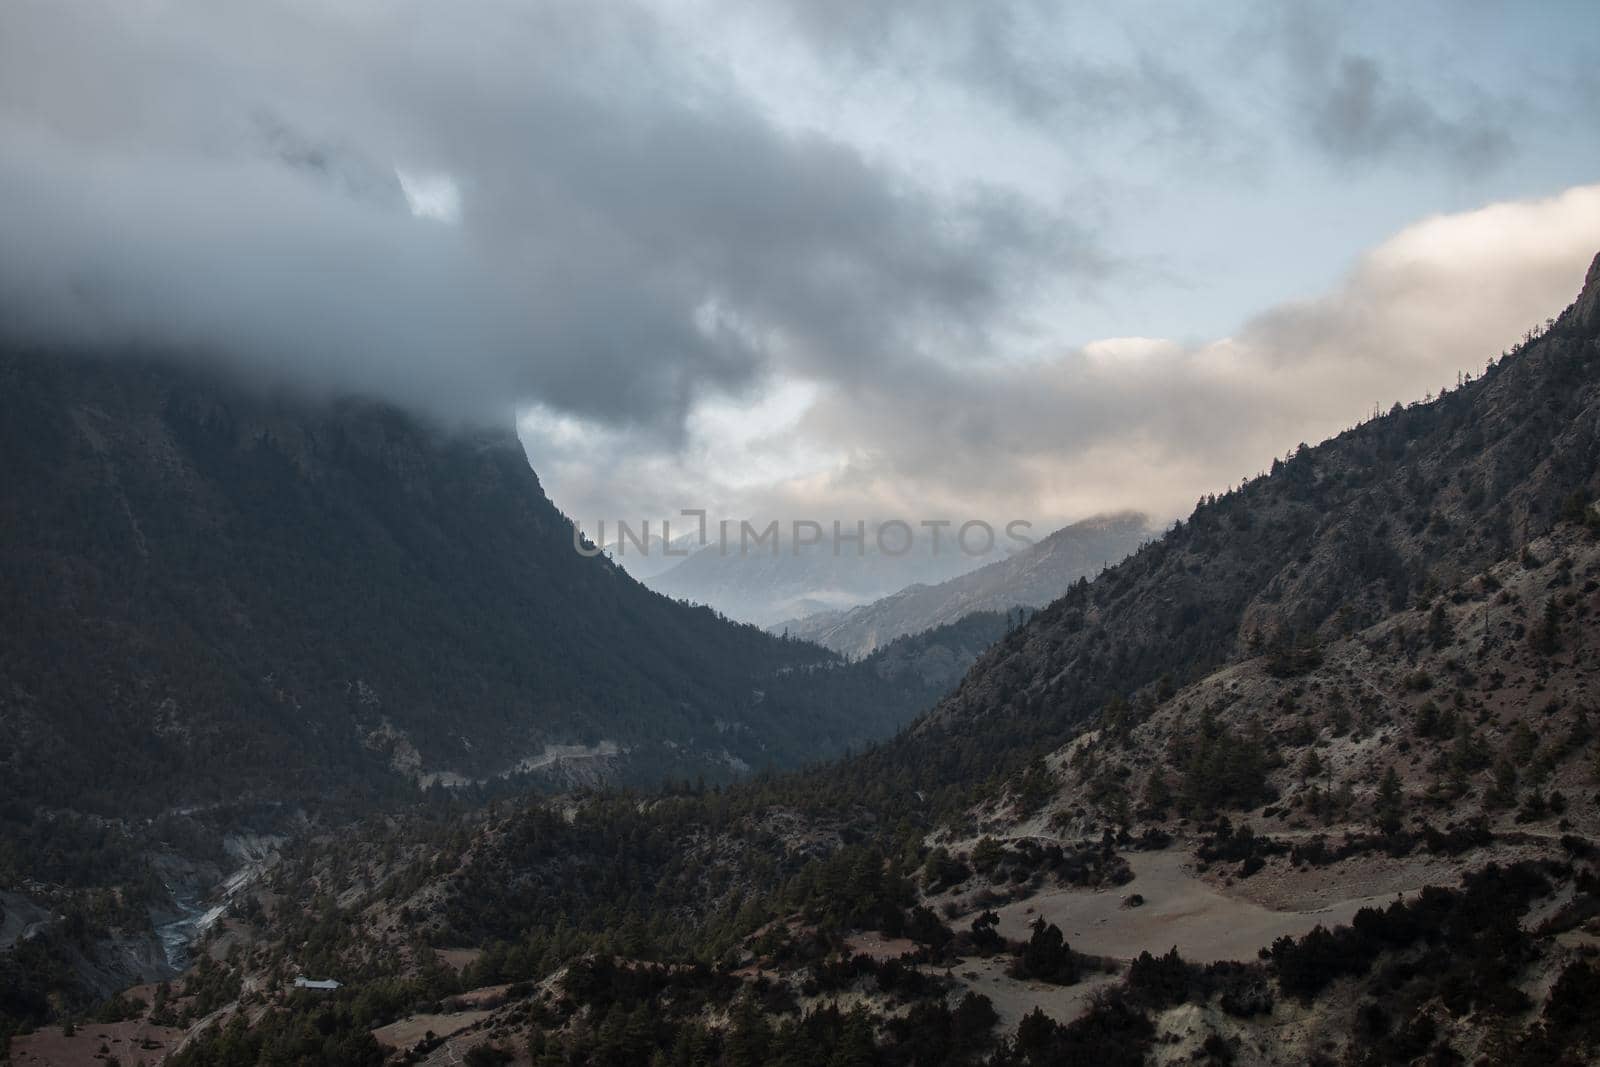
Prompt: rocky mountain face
<box><xmin>1014</xmin><ymin>517</ymin><xmax>1600</xmax><ymax>847</ymax></box>
<box><xmin>779</xmin><ymin>512</ymin><xmax>1151</xmax><ymax>658</ymax></box>
<box><xmin>0</xmin><ymin>344</ymin><xmax>1016</xmax><ymax>1043</ymax></box>
<box><xmin>0</xmin><ymin>345</ymin><xmax>982</xmax><ymax>821</ymax></box>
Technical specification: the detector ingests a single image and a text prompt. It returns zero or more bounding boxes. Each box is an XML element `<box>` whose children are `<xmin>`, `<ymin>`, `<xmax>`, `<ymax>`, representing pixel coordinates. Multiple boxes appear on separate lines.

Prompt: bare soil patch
<box><xmin>372</xmin><ymin>1009</ymin><xmax>493</xmax><ymax>1050</ymax></box>
<box><xmin>988</xmin><ymin>848</ymin><xmax>1419</xmax><ymax>964</ymax></box>
<box><xmin>9</xmin><ymin>1018</ymin><xmax>187</xmax><ymax>1067</ymax></box>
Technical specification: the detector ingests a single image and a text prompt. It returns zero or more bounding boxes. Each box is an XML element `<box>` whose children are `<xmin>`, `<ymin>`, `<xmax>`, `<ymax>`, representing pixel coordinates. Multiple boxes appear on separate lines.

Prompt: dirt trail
<box><xmin>992</xmin><ymin>849</ymin><xmax>1413</xmax><ymax>964</ymax></box>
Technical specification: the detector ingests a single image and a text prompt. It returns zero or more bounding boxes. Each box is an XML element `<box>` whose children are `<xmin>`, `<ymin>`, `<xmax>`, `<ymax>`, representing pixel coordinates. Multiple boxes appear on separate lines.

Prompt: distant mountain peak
<box><xmin>778</xmin><ymin>511</ymin><xmax>1151</xmax><ymax>656</ymax></box>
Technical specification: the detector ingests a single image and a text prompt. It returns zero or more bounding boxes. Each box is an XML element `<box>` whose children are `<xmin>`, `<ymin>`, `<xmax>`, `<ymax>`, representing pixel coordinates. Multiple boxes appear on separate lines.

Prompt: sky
<box><xmin>2</xmin><ymin>0</ymin><xmax>1598</xmax><ymax>531</ymax></box>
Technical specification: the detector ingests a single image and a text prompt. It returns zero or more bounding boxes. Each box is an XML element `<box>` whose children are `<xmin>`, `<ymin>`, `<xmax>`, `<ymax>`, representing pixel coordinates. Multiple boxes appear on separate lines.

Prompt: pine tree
<box><xmin>1012</xmin><ymin>919</ymin><xmax>1078</xmax><ymax>984</ymax></box>
<box><xmin>1508</xmin><ymin>721</ymin><xmax>1538</xmax><ymax>766</ymax></box>
<box><xmin>1428</xmin><ymin>601</ymin><xmax>1453</xmax><ymax>649</ymax></box>
<box><xmin>1374</xmin><ymin>766</ymin><xmax>1403</xmax><ymax>835</ymax></box>
<box><xmin>828</xmin><ymin>1009</ymin><xmax>877</xmax><ymax>1067</ymax></box>
<box><xmin>1142</xmin><ymin>769</ymin><xmax>1172</xmax><ymax>814</ymax></box>
<box><xmin>1487</xmin><ymin>759</ymin><xmax>1519</xmax><ymax>809</ymax></box>
<box><xmin>725</xmin><ymin>997</ymin><xmax>772</xmax><ymax>1067</ymax></box>
<box><xmin>1529</xmin><ymin>597</ymin><xmax>1561</xmax><ymax>654</ymax></box>
<box><xmin>1299</xmin><ymin>749</ymin><xmax>1323</xmax><ymax>785</ymax></box>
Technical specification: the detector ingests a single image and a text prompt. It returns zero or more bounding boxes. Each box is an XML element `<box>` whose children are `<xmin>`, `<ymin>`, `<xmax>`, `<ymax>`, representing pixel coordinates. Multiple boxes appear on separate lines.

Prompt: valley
<box><xmin>0</xmin><ymin>348</ymin><xmax>1009</xmax><ymax>1055</ymax></box>
<box><xmin>6</xmin><ymin>3</ymin><xmax>1600</xmax><ymax>1062</ymax></box>
<box><xmin>2</xmin><ymin>255</ymin><xmax>1595</xmax><ymax>1064</ymax></box>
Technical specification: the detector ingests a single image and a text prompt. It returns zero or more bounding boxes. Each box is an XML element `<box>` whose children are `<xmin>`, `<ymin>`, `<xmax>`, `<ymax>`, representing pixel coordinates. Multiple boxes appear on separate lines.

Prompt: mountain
<box><xmin>106</xmin><ymin>252</ymin><xmax>1600</xmax><ymax>1067</ymax></box>
<box><xmin>0</xmin><ymin>343</ymin><xmax>1024</xmax><ymax>1044</ymax></box>
<box><xmin>778</xmin><ymin>511</ymin><xmax>1151</xmax><ymax>657</ymax></box>
<box><xmin>10</xmin><ymin>256</ymin><xmax>1600</xmax><ymax>1065</ymax></box>
<box><xmin>875</xmin><ymin>250</ymin><xmax>1600</xmax><ymax>805</ymax></box>
<box><xmin>0</xmin><ymin>345</ymin><xmax>975</xmax><ymax>822</ymax></box>
<box><xmin>599</xmin><ymin>529</ymin><xmax>701</xmax><ymax>582</ymax></box>
<box><xmin>643</xmin><ymin>526</ymin><xmax>1012</xmax><ymax>627</ymax></box>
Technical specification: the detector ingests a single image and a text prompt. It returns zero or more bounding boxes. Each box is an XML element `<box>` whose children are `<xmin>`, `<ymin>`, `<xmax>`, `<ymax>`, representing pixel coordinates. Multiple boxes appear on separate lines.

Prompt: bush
<box><xmin>1009</xmin><ymin>920</ymin><xmax>1078</xmax><ymax>985</ymax></box>
<box><xmin>1002</xmin><ymin>990</ymin><xmax>1153</xmax><ymax>1067</ymax></box>
<box><xmin>464</xmin><ymin>1043</ymin><xmax>513</xmax><ymax>1066</ymax></box>
<box><xmin>1265</xmin><ymin>862</ymin><xmax>1551</xmax><ymax>1010</ymax></box>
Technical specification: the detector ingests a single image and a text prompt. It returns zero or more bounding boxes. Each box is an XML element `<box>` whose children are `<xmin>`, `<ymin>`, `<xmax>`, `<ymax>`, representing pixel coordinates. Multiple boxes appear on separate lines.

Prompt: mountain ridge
<box><xmin>9</xmin><ymin>256</ymin><xmax>1600</xmax><ymax>1065</ymax></box>
<box><xmin>777</xmin><ymin>511</ymin><xmax>1151</xmax><ymax>657</ymax></box>
<box><xmin>852</xmin><ymin>250</ymin><xmax>1600</xmax><ymax>808</ymax></box>
<box><xmin>0</xmin><ymin>345</ymin><xmax>979</xmax><ymax>820</ymax></box>
<box><xmin>643</xmin><ymin>526</ymin><xmax>1013</xmax><ymax>627</ymax></box>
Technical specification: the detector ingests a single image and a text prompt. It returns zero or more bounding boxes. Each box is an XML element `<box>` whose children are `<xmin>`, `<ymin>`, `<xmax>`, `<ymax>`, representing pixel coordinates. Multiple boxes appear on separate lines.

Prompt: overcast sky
<box><xmin>3</xmin><ymin>1</ymin><xmax>1598</xmax><ymax>530</ymax></box>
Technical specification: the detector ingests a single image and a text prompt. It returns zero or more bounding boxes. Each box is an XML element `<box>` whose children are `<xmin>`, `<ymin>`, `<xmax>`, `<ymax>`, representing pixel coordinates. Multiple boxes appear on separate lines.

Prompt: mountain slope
<box><xmin>57</xmin><ymin>253</ymin><xmax>1600</xmax><ymax>1067</ymax></box>
<box><xmin>867</xmin><ymin>252</ymin><xmax>1600</xmax><ymax>804</ymax></box>
<box><xmin>779</xmin><ymin>512</ymin><xmax>1150</xmax><ymax>657</ymax></box>
<box><xmin>0</xmin><ymin>346</ymin><xmax>963</xmax><ymax>819</ymax></box>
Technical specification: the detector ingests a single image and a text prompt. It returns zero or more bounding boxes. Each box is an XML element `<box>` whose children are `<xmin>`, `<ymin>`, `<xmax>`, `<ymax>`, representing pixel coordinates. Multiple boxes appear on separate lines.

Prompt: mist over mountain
<box><xmin>0</xmin><ymin>345</ymin><xmax>977</xmax><ymax>822</ymax></box>
<box><xmin>599</xmin><ymin>530</ymin><xmax>702</xmax><ymax>583</ymax></box>
<box><xmin>780</xmin><ymin>511</ymin><xmax>1152</xmax><ymax>657</ymax></box>
<box><xmin>642</xmin><ymin>527</ymin><xmax>1016</xmax><ymax>628</ymax></box>
<box><xmin>0</xmin><ymin>341</ymin><xmax>1030</xmax><ymax>1030</ymax></box>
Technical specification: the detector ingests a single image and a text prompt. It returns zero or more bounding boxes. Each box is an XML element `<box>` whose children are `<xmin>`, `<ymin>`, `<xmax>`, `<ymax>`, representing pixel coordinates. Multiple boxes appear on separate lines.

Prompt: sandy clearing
<box><xmin>1213</xmin><ymin>849</ymin><xmax>1457</xmax><ymax>912</ymax></box>
<box><xmin>451</xmin><ymin>983</ymin><xmax>514</xmax><ymax>1008</ymax></box>
<box><xmin>372</xmin><ymin>1009</ymin><xmax>493</xmax><ymax>1050</ymax></box>
<box><xmin>8</xmin><ymin>1018</ymin><xmax>187</xmax><ymax>1066</ymax></box>
<box><xmin>990</xmin><ymin>849</ymin><xmax>1414</xmax><ymax>964</ymax></box>
<box><xmin>844</xmin><ymin>931</ymin><xmax>918</xmax><ymax>960</ymax></box>
<box><xmin>943</xmin><ymin>955</ymin><xmax>1122</xmax><ymax>1029</ymax></box>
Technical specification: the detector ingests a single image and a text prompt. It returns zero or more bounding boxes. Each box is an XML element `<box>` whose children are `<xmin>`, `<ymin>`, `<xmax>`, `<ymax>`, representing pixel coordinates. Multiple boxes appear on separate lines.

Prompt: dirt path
<box><xmin>991</xmin><ymin>849</ymin><xmax>1413</xmax><ymax>964</ymax></box>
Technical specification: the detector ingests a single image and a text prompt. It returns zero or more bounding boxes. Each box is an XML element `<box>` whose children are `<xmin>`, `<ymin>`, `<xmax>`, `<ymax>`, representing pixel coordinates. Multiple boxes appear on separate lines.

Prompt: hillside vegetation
<box><xmin>9</xmin><ymin>254</ymin><xmax>1600</xmax><ymax>1065</ymax></box>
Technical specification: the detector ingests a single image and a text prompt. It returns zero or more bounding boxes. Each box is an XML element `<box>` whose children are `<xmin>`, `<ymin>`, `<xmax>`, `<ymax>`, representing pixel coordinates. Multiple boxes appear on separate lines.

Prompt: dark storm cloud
<box><xmin>0</xmin><ymin>0</ymin><xmax>1104</xmax><ymax>432</ymax></box>
<box><xmin>756</xmin><ymin>0</ymin><xmax>1215</xmax><ymax>143</ymax></box>
<box><xmin>954</xmin><ymin>14</ymin><xmax>1213</xmax><ymax>139</ymax></box>
<box><xmin>8</xmin><ymin>0</ymin><xmax>1597</xmax><ymax>534</ymax></box>
<box><xmin>1306</xmin><ymin>54</ymin><xmax>1512</xmax><ymax>169</ymax></box>
<box><xmin>1276</xmin><ymin>6</ymin><xmax>1515</xmax><ymax>172</ymax></box>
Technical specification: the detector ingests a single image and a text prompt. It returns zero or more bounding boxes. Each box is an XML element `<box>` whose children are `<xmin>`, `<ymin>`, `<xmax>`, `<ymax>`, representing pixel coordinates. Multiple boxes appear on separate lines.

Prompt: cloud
<box><xmin>527</xmin><ymin>184</ymin><xmax>1600</xmax><ymax>527</ymax></box>
<box><xmin>3</xmin><ymin>1</ymin><xmax>1596</xmax><ymax>536</ymax></box>
<box><xmin>1305</xmin><ymin>55</ymin><xmax>1512</xmax><ymax>170</ymax></box>
<box><xmin>861</xmin><ymin>183</ymin><xmax>1600</xmax><ymax>520</ymax></box>
<box><xmin>0</xmin><ymin>0</ymin><xmax>1103</xmax><ymax>433</ymax></box>
<box><xmin>1275</xmin><ymin>6</ymin><xmax>1515</xmax><ymax>172</ymax></box>
<box><xmin>730</xmin><ymin>0</ymin><xmax>1217</xmax><ymax>147</ymax></box>
<box><xmin>395</xmin><ymin>171</ymin><xmax>462</xmax><ymax>224</ymax></box>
